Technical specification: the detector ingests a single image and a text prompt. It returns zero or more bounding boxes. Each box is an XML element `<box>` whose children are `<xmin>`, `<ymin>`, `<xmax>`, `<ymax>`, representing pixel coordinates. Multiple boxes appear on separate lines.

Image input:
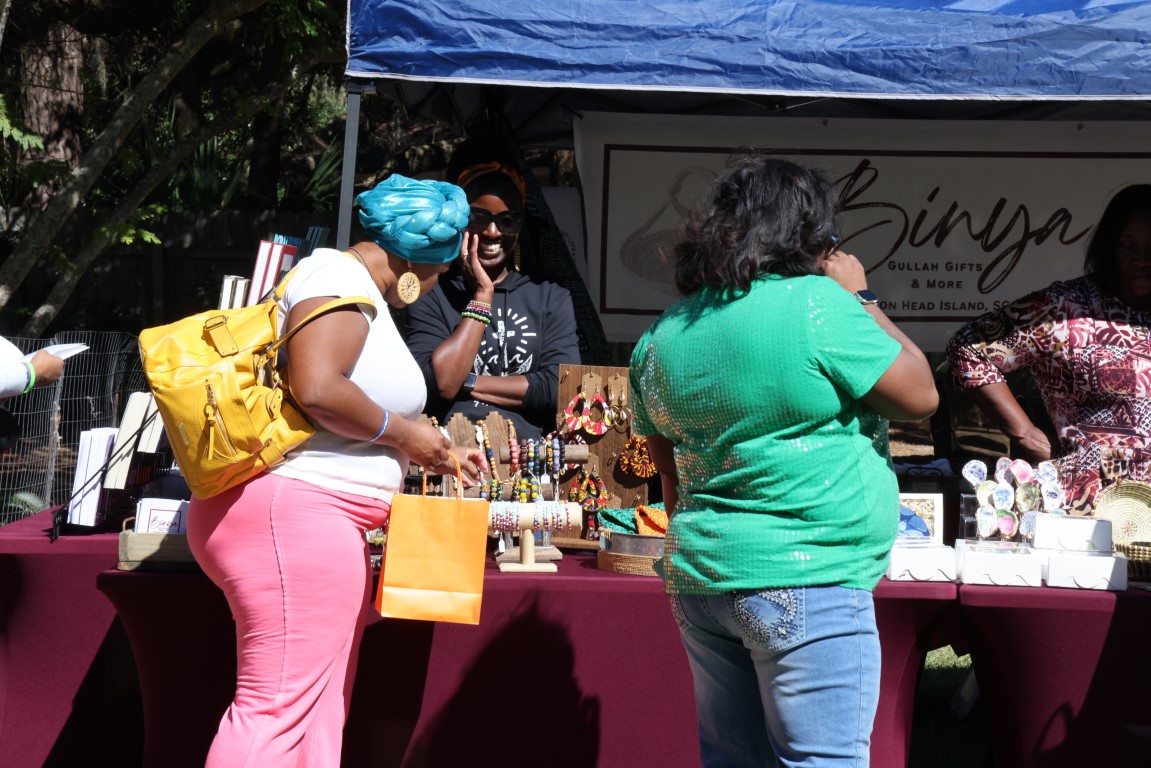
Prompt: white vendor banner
<box><xmin>573</xmin><ymin>113</ymin><xmax>1151</xmax><ymax>352</ymax></box>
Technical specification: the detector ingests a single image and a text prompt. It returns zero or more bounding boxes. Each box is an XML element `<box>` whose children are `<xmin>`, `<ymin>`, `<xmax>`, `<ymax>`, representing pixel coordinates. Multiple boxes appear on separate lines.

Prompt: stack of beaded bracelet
<box><xmin>507</xmin><ymin>420</ymin><xmax>519</xmax><ymax>475</ymax></box>
<box><xmin>515</xmin><ymin>472</ymin><xmax>540</xmax><ymax>504</ymax></box>
<box><xmin>553</xmin><ymin>430</ymin><xmax>582</xmax><ymax>472</ymax></box>
<box><xmin>489</xmin><ymin>500</ymin><xmax>568</xmax><ymax>534</ymax></box>
<box><xmin>533</xmin><ymin>500</ymin><xmax>567</xmax><ymax>532</ymax></box>
<box><xmin>476</xmin><ymin>420</ymin><xmax>502</xmax><ymax>500</ymax></box>
<box><xmin>461</xmin><ymin>299</ymin><xmax>492</xmax><ymax>325</ymax></box>
<box><xmin>489</xmin><ymin>501</ymin><xmax>519</xmax><ymax>533</ymax></box>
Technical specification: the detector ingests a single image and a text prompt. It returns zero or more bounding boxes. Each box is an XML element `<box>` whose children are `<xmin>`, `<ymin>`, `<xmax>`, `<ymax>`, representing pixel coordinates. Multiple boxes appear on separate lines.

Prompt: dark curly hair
<box><xmin>673</xmin><ymin>154</ymin><xmax>840</xmax><ymax>295</ymax></box>
<box><xmin>1085</xmin><ymin>184</ymin><xmax>1151</xmax><ymax>298</ymax></box>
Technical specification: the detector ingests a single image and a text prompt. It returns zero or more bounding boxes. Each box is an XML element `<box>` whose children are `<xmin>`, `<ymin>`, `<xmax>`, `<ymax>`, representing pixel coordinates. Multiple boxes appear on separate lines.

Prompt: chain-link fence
<box><xmin>1</xmin><ymin>331</ymin><xmax>148</xmax><ymax>525</ymax></box>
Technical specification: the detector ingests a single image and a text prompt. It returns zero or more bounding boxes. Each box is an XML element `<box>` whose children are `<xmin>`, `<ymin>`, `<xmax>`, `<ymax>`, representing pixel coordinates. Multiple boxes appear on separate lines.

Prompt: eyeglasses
<box><xmin>467</xmin><ymin>208</ymin><xmax>525</xmax><ymax>235</ymax></box>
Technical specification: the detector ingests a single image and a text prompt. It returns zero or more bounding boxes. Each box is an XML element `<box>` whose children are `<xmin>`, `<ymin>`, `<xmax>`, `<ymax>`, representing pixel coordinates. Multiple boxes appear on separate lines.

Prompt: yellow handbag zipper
<box><xmin>204</xmin><ymin>382</ymin><xmax>237</xmax><ymax>458</ymax></box>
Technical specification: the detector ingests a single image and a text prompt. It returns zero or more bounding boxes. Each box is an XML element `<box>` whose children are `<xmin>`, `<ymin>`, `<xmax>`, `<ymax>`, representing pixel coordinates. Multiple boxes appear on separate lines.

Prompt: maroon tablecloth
<box><xmin>873</xmin><ymin>579</ymin><xmax>959</xmax><ymax>768</ymax></box>
<box><xmin>98</xmin><ymin>559</ymin><xmax>956</xmax><ymax>768</ymax></box>
<box><xmin>959</xmin><ymin>583</ymin><xmax>1151</xmax><ymax>768</ymax></box>
<box><xmin>0</xmin><ymin>510</ymin><xmax>141</xmax><ymax>768</ymax></box>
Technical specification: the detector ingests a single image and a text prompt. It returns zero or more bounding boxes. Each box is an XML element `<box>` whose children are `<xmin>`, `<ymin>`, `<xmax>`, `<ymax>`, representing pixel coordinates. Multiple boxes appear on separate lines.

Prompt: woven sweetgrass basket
<box><xmin>1093</xmin><ymin>481</ymin><xmax>1151</xmax><ymax>546</ymax></box>
<box><xmin>597</xmin><ymin>550</ymin><xmax>660</xmax><ymax>577</ymax></box>
<box><xmin>1115</xmin><ymin>541</ymin><xmax>1151</xmax><ymax>581</ymax></box>
<box><xmin>596</xmin><ymin>530</ymin><xmax>664</xmax><ymax>577</ymax></box>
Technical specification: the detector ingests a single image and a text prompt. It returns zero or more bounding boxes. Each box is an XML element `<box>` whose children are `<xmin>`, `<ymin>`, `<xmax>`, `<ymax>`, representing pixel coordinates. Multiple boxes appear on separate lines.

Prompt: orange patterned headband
<box><xmin>456</xmin><ymin>162</ymin><xmax>527</xmax><ymax>208</ymax></box>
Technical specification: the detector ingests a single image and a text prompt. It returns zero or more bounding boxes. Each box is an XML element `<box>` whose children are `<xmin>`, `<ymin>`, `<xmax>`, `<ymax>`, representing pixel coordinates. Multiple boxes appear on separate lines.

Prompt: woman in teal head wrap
<box><xmin>353</xmin><ymin>173</ymin><xmax>469</xmax><ymax>305</ymax></box>
<box><xmin>186</xmin><ymin>173</ymin><xmax>486</xmax><ymax>768</ymax></box>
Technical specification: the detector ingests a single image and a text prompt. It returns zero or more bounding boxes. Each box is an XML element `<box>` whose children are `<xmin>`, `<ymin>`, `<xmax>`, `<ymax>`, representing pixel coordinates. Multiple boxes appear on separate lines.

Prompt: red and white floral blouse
<box><xmin>947</xmin><ymin>276</ymin><xmax>1151</xmax><ymax>514</ymax></box>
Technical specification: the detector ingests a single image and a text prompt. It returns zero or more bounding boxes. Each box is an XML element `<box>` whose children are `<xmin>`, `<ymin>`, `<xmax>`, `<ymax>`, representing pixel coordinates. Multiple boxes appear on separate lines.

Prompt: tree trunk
<box><xmin>19</xmin><ymin>21</ymin><xmax>85</xmax><ymax>208</ymax></box>
<box><xmin>18</xmin><ymin>70</ymin><xmax>294</xmax><ymax>337</ymax></box>
<box><xmin>0</xmin><ymin>0</ymin><xmax>12</xmax><ymax>54</ymax></box>
<box><xmin>0</xmin><ymin>0</ymin><xmax>270</xmax><ymax>316</ymax></box>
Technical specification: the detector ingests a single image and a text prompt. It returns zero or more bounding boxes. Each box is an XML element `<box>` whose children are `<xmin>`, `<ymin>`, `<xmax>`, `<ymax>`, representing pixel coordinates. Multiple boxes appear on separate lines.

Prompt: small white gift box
<box><xmin>957</xmin><ymin>540</ymin><xmax>1044</xmax><ymax>587</ymax></box>
<box><xmin>1031</xmin><ymin>514</ymin><xmax>1112</xmax><ymax>552</ymax></box>
<box><xmin>136</xmin><ymin>497</ymin><xmax>189</xmax><ymax>534</ymax></box>
<box><xmin>886</xmin><ymin>543</ymin><xmax>957</xmax><ymax>582</ymax></box>
<box><xmin>1043</xmin><ymin>550</ymin><xmax>1128</xmax><ymax>591</ymax></box>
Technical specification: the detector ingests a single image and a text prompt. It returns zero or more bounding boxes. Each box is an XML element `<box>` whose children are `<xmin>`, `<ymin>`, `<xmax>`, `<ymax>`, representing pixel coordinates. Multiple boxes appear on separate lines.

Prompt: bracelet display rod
<box><xmin>488</xmin><ymin>501</ymin><xmax>582</xmax><ymax>573</ymax></box>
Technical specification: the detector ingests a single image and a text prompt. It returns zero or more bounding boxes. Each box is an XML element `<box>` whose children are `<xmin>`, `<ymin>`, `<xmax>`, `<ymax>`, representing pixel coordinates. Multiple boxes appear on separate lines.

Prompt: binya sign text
<box><xmin>834</xmin><ymin>154</ymin><xmax>1095</xmax><ymax>319</ymax></box>
<box><xmin>574</xmin><ymin>114</ymin><xmax>1151</xmax><ymax>352</ymax></box>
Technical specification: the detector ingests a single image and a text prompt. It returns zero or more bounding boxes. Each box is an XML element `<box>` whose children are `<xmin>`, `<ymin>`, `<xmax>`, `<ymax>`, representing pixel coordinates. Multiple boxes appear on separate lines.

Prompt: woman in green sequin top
<box><xmin>629</xmin><ymin>155</ymin><xmax>937</xmax><ymax>767</ymax></box>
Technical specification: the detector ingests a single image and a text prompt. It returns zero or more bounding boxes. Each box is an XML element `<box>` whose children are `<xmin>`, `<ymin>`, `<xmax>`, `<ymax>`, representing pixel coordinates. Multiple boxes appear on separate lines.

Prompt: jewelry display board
<box><xmin>552</xmin><ymin>364</ymin><xmax>651</xmax><ymax>547</ymax></box>
<box><xmin>411</xmin><ymin>366</ymin><xmax>651</xmax><ymax>548</ymax></box>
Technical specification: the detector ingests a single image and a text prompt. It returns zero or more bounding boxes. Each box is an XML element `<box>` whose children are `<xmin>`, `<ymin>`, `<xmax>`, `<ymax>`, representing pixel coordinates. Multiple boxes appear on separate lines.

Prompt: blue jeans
<box><xmin>670</xmin><ymin>586</ymin><xmax>880</xmax><ymax>768</ymax></box>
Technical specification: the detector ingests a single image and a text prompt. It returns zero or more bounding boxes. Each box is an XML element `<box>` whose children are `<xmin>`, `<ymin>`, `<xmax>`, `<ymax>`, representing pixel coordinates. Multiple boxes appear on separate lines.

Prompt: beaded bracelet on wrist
<box><xmin>460</xmin><ymin>310</ymin><xmax>491</xmax><ymax>325</ymax></box>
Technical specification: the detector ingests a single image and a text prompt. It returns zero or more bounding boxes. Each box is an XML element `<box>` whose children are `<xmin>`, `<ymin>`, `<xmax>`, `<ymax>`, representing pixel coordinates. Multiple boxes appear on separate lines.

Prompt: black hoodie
<box><xmin>405</xmin><ymin>270</ymin><xmax>581</xmax><ymax>438</ymax></box>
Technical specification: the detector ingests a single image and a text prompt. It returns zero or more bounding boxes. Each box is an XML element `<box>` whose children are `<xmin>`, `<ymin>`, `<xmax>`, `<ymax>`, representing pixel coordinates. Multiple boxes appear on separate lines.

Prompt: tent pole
<box><xmin>337</xmin><ymin>80</ymin><xmax>373</xmax><ymax>249</ymax></box>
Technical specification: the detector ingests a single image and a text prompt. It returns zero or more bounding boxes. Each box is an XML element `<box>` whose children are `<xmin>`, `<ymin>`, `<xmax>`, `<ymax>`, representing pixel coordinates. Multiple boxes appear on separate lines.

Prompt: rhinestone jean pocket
<box><xmin>728</xmin><ymin>587</ymin><xmax>806</xmax><ymax>655</ymax></box>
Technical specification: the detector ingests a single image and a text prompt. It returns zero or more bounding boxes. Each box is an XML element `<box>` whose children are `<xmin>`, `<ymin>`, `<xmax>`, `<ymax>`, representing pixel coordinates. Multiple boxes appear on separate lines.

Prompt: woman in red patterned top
<box><xmin>947</xmin><ymin>184</ymin><xmax>1151</xmax><ymax>513</ymax></box>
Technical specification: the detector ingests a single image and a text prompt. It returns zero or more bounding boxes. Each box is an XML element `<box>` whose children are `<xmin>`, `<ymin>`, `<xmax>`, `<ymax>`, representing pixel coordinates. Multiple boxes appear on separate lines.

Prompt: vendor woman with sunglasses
<box><xmin>405</xmin><ymin>156</ymin><xmax>580</xmax><ymax>439</ymax></box>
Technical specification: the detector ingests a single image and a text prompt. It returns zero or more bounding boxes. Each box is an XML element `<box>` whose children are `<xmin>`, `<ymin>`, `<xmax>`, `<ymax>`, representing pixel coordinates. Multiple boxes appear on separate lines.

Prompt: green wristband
<box><xmin>21</xmin><ymin>361</ymin><xmax>35</xmax><ymax>394</ymax></box>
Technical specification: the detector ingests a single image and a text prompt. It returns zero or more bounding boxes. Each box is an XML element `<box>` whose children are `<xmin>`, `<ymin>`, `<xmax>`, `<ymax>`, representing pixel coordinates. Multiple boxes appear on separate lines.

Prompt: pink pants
<box><xmin>187</xmin><ymin>473</ymin><xmax>390</xmax><ymax>768</ymax></box>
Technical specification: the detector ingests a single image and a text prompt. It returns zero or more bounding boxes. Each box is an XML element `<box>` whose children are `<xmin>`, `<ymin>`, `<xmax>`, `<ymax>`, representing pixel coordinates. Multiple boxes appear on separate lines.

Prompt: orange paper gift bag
<box><xmin>374</xmin><ymin>459</ymin><xmax>490</xmax><ymax>625</ymax></box>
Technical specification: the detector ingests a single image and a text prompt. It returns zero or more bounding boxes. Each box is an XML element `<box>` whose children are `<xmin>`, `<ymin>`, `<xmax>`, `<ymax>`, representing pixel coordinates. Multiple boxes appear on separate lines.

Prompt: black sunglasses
<box><xmin>467</xmin><ymin>208</ymin><xmax>525</xmax><ymax>235</ymax></box>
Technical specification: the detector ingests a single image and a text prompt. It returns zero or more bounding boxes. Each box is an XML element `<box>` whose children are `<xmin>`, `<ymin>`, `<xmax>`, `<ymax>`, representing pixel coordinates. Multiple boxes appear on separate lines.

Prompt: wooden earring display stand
<box><xmin>489</xmin><ymin>502</ymin><xmax>583</xmax><ymax>573</ymax></box>
<box><xmin>551</xmin><ymin>365</ymin><xmax>650</xmax><ymax>549</ymax></box>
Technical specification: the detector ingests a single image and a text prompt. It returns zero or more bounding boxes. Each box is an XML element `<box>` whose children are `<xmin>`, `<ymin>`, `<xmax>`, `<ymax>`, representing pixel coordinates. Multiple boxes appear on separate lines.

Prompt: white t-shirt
<box><xmin>0</xmin><ymin>337</ymin><xmax>30</xmax><ymax>400</ymax></box>
<box><xmin>269</xmin><ymin>248</ymin><xmax>427</xmax><ymax>502</ymax></box>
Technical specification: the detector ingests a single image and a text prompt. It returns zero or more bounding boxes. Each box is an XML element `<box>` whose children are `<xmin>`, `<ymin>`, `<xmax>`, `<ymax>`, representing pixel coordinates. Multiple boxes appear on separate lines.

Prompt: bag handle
<box><xmin>264</xmin><ymin>260</ymin><xmax>378</xmax><ymax>354</ymax></box>
<box><xmin>267</xmin><ymin>294</ymin><xmax>375</xmax><ymax>355</ymax></box>
<box><xmin>419</xmin><ymin>454</ymin><xmax>463</xmax><ymax>499</ymax></box>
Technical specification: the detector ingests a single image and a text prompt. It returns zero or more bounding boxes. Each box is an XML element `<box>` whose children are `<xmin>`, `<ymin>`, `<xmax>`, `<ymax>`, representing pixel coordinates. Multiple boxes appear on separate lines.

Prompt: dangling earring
<box><xmin>396</xmin><ymin>261</ymin><xmax>421</xmax><ymax>305</ymax></box>
<box><xmin>513</xmin><ymin>244</ymin><xmax>521</xmax><ymax>272</ymax></box>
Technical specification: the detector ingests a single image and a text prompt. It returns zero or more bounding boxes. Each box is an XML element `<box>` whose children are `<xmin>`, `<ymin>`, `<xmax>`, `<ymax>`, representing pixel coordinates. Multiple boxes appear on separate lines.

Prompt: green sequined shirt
<box><xmin>629</xmin><ymin>274</ymin><xmax>901</xmax><ymax>593</ymax></box>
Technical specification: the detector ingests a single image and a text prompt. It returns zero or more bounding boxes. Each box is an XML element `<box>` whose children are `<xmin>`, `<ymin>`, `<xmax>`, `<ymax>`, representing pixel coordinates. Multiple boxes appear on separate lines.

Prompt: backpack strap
<box><xmin>269</xmin><ymin>294</ymin><xmax>376</xmax><ymax>354</ymax></box>
<box><xmin>265</xmin><ymin>259</ymin><xmax>378</xmax><ymax>354</ymax></box>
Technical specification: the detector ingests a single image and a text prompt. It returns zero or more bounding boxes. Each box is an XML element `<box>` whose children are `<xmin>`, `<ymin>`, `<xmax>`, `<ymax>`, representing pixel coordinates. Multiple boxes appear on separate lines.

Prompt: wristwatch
<box><xmin>460</xmin><ymin>372</ymin><xmax>478</xmax><ymax>396</ymax></box>
<box><xmin>853</xmin><ymin>289</ymin><xmax>879</xmax><ymax>306</ymax></box>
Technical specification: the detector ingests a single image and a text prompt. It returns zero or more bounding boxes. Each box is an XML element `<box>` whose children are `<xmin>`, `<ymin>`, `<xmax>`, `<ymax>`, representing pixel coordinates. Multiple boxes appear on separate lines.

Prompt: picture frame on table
<box><xmin>897</xmin><ymin>493</ymin><xmax>946</xmax><ymax>547</ymax></box>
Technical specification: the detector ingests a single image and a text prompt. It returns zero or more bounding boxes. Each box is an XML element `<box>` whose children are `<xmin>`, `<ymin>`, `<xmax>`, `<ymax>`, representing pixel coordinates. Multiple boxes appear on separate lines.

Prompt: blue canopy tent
<box><xmin>338</xmin><ymin>0</ymin><xmax>1151</xmax><ymax>245</ymax></box>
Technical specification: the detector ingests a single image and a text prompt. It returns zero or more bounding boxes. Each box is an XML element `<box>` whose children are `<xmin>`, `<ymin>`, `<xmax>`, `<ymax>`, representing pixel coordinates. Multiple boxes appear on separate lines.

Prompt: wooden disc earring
<box><xmin>397</xmin><ymin>262</ymin><xmax>421</xmax><ymax>305</ymax></box>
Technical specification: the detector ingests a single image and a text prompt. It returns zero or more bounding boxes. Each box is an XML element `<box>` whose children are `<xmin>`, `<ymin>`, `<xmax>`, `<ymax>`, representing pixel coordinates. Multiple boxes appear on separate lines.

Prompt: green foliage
<box><xmin>0</xmin><ymin>96</ymin><xmax>45</xmax><ymax>152</ymax></box>
<box><xmin>95</xmin><ymin>203</ymin><xmax>166</xmax><ymax>245</ymax></box>
<box><xmin>279</xmin><ymin>138</ymin><xmax>342</xmax><ymax>212</ymax></box>
<box><xmin>267</xmin><ymin>0</ymin><xmax>344</xmax><ymax>58</ymax></box>
<box><xmin>171</xmin><ymin>136</ymin><xmax>251</xmax><ymax>211</ymax></box>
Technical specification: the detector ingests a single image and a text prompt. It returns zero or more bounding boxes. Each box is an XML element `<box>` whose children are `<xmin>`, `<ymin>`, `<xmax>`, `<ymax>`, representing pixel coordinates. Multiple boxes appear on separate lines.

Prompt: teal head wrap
<box><xmin>355</xmin><ymin>174</ymin><xmax>468</xmax><ymax>264</ymax></box>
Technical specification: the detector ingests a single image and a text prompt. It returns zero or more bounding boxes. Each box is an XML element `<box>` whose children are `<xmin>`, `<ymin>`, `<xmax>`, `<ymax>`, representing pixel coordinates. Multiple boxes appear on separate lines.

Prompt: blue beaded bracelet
<box><xmin>369</xmin><ymin>410</ymin><xmax>390</xmax><ymax>442</ymax></box>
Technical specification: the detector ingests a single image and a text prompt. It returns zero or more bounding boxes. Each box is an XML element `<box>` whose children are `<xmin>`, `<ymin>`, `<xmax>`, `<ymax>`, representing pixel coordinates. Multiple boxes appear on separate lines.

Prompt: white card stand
<box><xmin>490</xmin><ymin>501</ymin><xmax>583</xmax><ymax>573</ymax></box>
